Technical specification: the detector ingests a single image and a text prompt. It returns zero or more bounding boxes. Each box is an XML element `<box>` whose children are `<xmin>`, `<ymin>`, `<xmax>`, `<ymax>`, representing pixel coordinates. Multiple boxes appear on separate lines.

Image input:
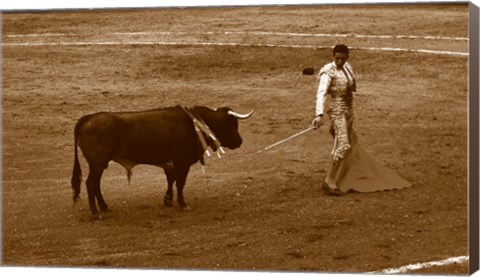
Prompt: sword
<box><xmin>257</xmin><ymin>126</ymin><xmax>315</xmax><ymax>153</ymax></box>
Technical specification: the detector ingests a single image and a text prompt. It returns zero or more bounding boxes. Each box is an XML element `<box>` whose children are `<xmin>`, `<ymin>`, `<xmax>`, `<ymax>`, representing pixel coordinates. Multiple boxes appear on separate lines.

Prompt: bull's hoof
<box><xmin>99</xmin><ymin>205</ymin><xmax>109</xmax><ymax>212</ymax></box>
<box><xmin>89</xmin><ymin>211</ymin><xmax>104</xmax><ymax>221</ymax></box>
<box><xmin>164</xmin><ymin>197</ymin><xmax>173</xmax><ymax>207</ymax></box>
<box><xmin>163</xmin><ymin>192</ymin><xmax>174</xmax><ymax>206</ymax></box>
<box><xmin>180</xmin><ymin>205</ymin><xmax>191</xmax><ymax>212</ymax></box>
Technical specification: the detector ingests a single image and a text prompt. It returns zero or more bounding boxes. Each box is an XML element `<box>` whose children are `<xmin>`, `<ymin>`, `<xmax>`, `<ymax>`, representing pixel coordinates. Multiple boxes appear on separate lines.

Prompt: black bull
<box><xmin>71</xmin><ymin>105</ymin><xmax>254</xmax><ymax>215</ymax></box>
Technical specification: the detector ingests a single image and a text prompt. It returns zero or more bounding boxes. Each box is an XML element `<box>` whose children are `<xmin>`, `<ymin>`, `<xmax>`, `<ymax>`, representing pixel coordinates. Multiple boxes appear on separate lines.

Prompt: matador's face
<box><xmin>333</xmin><ymin>52</ymin><xmax>348</xmax><ymax>69</ymax></box>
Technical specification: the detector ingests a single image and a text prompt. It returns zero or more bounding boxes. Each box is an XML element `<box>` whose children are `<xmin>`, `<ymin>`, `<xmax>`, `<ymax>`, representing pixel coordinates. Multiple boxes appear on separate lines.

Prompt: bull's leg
<box><xmin>86</xmin><ymin>165</ymin><xmax>106</xmax><ymax>216</ymax></box>
<box><xmin>163</xmin><ymin>169</ymin><xmax>175</xmax><ymax>207</ymax></box>
<box><xmin>94</xmin><ymin>173</ymin><xmax>108</xmax><ymax>212</ymax></box>
<box><xmin>175</xmin><ymin>166</ymin><xmax>191</xmax><ymax>210</ymax></box>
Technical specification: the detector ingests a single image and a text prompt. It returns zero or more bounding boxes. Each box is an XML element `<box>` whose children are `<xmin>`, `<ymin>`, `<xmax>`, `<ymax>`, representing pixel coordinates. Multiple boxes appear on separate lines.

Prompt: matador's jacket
<box><xmin>315</xmin><ymin>61</ymin><xmax>357</xmax><ymax>161</ymax></box>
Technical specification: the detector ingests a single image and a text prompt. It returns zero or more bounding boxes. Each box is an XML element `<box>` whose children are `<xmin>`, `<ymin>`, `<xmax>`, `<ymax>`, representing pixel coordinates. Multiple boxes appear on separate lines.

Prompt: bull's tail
<box><xmin>71</xmin><ymin>118</ymin><xmax>84</xmax><ymax>204</ymax></box>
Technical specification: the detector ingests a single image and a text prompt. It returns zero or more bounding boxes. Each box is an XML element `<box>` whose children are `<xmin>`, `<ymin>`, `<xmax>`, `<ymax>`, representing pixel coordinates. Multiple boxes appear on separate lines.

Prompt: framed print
<box><xmin>1</xmin><ymin>1</ymin><xmax>479</xmax><ymax>276</ymax></box>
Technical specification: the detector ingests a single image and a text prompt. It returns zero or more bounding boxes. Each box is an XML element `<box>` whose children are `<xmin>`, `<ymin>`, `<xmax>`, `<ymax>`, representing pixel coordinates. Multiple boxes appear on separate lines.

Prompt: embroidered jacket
<box><xmin>315</xmin><ymin>61</ymin><xmax>356</xmax><ymax>117</ymax></box>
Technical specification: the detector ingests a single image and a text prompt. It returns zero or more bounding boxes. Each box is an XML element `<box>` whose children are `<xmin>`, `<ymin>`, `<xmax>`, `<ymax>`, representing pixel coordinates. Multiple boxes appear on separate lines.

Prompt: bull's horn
<box><xmin>228</xmin><ymin>109</ymin><xmax>255</xmax><ymax>119</ymax></box>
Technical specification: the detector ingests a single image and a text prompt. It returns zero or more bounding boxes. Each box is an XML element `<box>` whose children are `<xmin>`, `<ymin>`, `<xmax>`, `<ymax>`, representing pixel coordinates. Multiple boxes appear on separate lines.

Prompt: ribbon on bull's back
<box><xmin>182</xmin><ymin>107</ymin><xmax>225</xmax><ymax>171</ymax></box>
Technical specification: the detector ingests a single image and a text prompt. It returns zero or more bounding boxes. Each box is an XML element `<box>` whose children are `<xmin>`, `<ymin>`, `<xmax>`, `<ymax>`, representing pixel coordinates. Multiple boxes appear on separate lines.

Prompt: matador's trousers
<box><xmin>328</xmin><ymin>109</ymin><xmax>355</xmax><ymax>162</ymax></box>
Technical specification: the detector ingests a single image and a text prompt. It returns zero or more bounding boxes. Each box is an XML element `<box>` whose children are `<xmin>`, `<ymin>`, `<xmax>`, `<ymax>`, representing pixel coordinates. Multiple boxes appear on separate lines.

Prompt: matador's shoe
<box><xmin>322</xmin><ymin>182</ymin><xmax>343</xmax><ymax>196</ymax></box>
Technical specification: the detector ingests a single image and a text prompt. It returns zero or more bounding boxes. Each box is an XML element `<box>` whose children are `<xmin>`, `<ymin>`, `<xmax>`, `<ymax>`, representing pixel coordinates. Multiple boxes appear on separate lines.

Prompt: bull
<box><xmin>71</xmin><ymin>105</ymin><xmax>254</xmax><ymax>216</ymax></box>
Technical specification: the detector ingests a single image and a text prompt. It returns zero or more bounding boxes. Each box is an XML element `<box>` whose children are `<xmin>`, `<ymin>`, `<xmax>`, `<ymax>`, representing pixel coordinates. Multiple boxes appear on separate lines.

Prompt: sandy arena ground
<box><xmin>1</xmin><ymin>3</ymin><xmax>471</xmax><ymax>274</ymax></box>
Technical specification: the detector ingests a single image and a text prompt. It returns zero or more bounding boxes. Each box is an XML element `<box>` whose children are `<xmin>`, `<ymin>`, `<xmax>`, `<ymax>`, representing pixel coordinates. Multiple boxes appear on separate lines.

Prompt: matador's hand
<box><xmin>311</xmin><ymin>115</ymin><xmax>323</xmax><ymax>130</ymax></box>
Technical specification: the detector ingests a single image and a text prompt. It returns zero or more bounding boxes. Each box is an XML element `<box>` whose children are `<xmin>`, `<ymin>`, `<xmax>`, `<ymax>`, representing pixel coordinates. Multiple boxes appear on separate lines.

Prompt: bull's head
<box><xmin>201</xmin><ymin>107</ymin><xmax>254</xmax><ymax>150</ymax></box>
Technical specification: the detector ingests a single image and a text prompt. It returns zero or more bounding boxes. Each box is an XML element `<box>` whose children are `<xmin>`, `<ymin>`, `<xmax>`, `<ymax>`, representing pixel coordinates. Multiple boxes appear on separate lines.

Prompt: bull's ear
<box><xmin>228</xmin><ymin>109</ymin><xmax>254</xmax><ymax>119</ymax></box>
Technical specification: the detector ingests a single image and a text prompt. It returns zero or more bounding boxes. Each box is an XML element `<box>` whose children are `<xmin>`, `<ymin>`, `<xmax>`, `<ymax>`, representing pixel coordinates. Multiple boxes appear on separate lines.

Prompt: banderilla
<box><xmin>257</xmin><ymin>125</ymin><xmax>317</xmax><ymax>153</ymax></box>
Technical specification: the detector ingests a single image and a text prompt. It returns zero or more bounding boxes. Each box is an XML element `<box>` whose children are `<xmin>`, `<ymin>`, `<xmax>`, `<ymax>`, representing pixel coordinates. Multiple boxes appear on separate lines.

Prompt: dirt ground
<box><xmin>1</xmin><ymin>3</ymin><xmax>471</xmax><ymax>275</ymax></box>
